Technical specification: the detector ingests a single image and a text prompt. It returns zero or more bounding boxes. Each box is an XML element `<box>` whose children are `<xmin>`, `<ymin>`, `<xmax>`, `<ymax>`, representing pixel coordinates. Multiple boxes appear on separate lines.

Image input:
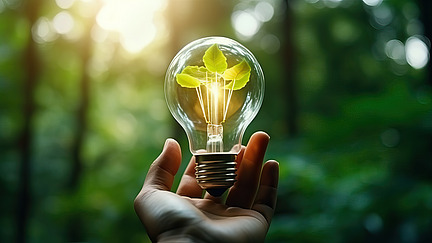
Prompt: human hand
<box><xmin>134</xmin><ymin>132</ymin><xmax>279</xmax><ymax>243</ymax></box>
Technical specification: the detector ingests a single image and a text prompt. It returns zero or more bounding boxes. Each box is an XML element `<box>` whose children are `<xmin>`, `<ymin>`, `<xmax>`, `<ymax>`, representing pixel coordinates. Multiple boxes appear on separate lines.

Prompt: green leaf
<box><xmin>176</xmin><ymin>73</ymin><xmax>201</xmax><ymax>88</ymax></box>
<box><xmin>223</xmin><ymin>59</ymin><xmax>251</xmax><ymax>81</ymax></box>
<box><xmin>224</xmin><ymin>72</ymin><xmax>250</xmax><ymax>90</ymax></box>
<box><xmin>181</xmin><ymin>66</ymin><xmax>211</xmax><ymax>82</ymax></box>
<box><xmin>203</xmin><ymin>44</ymin><xmax>227</xmax><ymax>73</ymax></box>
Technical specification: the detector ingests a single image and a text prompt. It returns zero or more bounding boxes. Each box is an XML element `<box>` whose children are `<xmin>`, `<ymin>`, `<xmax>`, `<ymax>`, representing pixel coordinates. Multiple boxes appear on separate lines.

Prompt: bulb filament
<box><xmin>194</xmin><ymin>72</ymin><xmax>235</xmax><ymax>125</ymax></box>
<box><xmin>193</xmin><ymin>71</ymin><xmax>237</xmax><ymax>153</ymax></box>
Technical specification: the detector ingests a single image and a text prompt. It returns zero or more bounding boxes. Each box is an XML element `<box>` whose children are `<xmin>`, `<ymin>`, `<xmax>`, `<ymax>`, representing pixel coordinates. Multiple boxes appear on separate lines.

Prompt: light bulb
<box><xmin>165</xmin><ymin>36</ymin><xmax>264</xmax><ymax>197</ymax></box>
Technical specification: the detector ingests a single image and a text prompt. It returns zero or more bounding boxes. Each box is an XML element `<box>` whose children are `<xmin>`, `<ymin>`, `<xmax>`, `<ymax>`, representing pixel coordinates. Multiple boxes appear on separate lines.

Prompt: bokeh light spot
<box><xmin>362</xmin><ymin>0</ymin><xmax>382</xmax><ymax>7</ymax></box>
<box><xmin>364</xmin><ymin>213</ymin><xmax>383</xmax><ymax>233</ymax></box>
<box><xmin>385</xmin><ymin>39</ymin><xmax>405</xmax><ymax>64</ymax></box>
<box><xmin>260</xmin><ymin>34</ymin><xmax>280</xmax><ymax>54</ymax></box>
<box><xmin>380</xmin><ymin>128</ymin><xmax>400</xmax><ymax>148</ymax></box>
<box><xmin>254</xmin><ymin>2</ymin><xmax>274</xmax><ymax>22</ymax></box>
<box><xmin>372</xmin><ymin>4</ymin><xmax>393</xmax><ymax>26</ymax></box>
<box><xmin>331</xmin><ymin>19</ymin><xmax>359</xmax><ymax>43</ymax></box>
<box><xmin>55</xmin><ymin>0</ymin><xmax>75</xmax><ymax>9</ymax></box>
<box><xmin>53</xmin><ymin>11</ymin><xmax>74</xmax><ymax>35</ymax></box>
<box><xmin>402</xmin><ymin>2</ymin><xmax>419</xmax><ymax>20</ymax></box>
<box><xmin>231</xmin><ymin>10</ymin><xmax>260</xmax><ymax>39</ymax></box>
<box><xmin>90</xmin><ymin>24</ymin><xmax>108</xmax><ymax>43</ymax></box>
<box><xmin>323</xmin><ymin>0</ymin><xmax>343</xmax><ymax>8</ymax></box>
<box><xmin>405</xmin><ymin>36</ymin><xmax>430</xmax><ymax>69</ymax></box>
<box><xmin>32</xmin><ymin>17</ymin><xmax>58</xmax><ymax>43</ymax></box>
<box><xmin>406</xmin><ymin>19</ymin><xmax>423</xmax><ymax>36</ymax></box>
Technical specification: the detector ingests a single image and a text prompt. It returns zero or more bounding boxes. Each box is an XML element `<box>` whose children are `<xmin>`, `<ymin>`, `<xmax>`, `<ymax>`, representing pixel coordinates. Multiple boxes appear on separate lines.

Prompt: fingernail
<box><xmin>163</xmin><ymin>139</ymin><xmax>171</xmax><ymax>150</ymax></box>
<box><xmin>269</xmin><ymin>160</ymin><xmax>279</xmax><ymax>165</ymax></box>
<box><xmin>259</xmin><ymin>131</ymin><xmax>270</xmax><ymax>139</ymax></box>
<box><xmin>164</xmin><ymin>138</ymin><xmax>177</xmax><ymax>150</ymax></box>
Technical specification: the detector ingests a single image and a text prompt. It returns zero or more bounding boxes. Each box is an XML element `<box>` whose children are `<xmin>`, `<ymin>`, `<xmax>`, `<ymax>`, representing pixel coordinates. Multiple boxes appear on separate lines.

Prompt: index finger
<box><xmin>226</xmin><ymin>132</ymin><xmax>270</xmax><ymax>208</ymax></box>
<box><xmin>177</xmin><ymin>156</ymin><xmax>203</xmax><ymax>198</ymax></box>
<box><xmin>142</xmin><ymin>139</ymin><xmax>182</xmax><ymax>191</ymax></box>
<box><xmin>252</xmin><ymin>160</ymin><xmax>279</xmax><ymax>224</ymax></box>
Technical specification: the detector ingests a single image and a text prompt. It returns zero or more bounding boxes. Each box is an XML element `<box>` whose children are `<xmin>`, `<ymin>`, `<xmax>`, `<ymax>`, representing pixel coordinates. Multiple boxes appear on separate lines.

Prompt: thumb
<box><xmin>143</xmin><ymin>138</ymin><xmax>182</xmax><ymax>191</ymax></box>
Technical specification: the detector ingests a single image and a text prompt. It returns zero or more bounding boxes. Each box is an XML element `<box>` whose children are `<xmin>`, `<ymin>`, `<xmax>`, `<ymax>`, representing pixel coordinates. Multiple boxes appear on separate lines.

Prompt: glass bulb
<box><xmin>165</xmin><ymin>36</ymin><xmax>264</xmax><ymax>196</ymax></box>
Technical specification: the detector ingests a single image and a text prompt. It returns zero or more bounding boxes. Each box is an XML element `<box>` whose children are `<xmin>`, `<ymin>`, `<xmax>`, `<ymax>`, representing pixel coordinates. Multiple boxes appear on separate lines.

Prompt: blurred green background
<box><xmin>1</xmin><ymin>0</ymin><xmax>431</xmax><ymax>242</ymax></box>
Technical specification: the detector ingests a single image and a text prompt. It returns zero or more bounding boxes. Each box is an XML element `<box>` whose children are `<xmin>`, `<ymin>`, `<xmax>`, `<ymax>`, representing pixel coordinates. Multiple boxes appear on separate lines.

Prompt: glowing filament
<box><xmin>194</xmin><ymin>73</ymin><xmax>235</xmax><ymax>126</ymax></box>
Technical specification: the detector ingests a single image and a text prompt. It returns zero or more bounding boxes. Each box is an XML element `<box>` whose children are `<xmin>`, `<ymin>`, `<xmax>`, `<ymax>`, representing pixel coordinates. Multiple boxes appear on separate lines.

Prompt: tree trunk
<box><xmin>16</xmin><ymin>1</ymin><xmax>40</xmax><ymax>242</ymax></box>
<box><xmin>166</xmin><ymin>0</ymin><xmax>190</xmax><ymax>142</ymax></box>
<box><xmin>69</xmin><ymin>31</ymin><xmax>91</xmax><ymax>191</ymax></box>
<box><xmin>281</xmin><ymin>0</ymin><xmax>298</xmax><ymax>136</ymax></box>
<box><xmin>416</xmin><ymin>0</ymin><xmax>432</xmax><ymax>180</ymax></box>
<box><xmin>417</xmin><ymin>0</ymin><xmax>431</xmax><ymax>87</ymax></box>
<box><xmin>67</xmin><ymin>19</ymin><xmax>94</xmax><ymax>242</ymax></box>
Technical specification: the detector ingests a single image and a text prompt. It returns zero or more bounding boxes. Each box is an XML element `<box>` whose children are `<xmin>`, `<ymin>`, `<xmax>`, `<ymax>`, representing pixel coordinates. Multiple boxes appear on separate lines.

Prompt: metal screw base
<box><xmin>195</xmin><ymin>154</ymin><xmax>237</xmax><ymax>197</ymax></box>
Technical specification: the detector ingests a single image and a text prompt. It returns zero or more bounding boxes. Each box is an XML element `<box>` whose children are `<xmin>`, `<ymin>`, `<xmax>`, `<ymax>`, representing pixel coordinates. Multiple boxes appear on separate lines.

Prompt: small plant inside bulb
<box><xmin>176</xmin><ymin>44</ymin><xmax>251</xmax><ymax>154</ymax></box>
<box><xmin>165</xmin><ymin>37</ymin><xmax>264</xmax><ymax>197</ymax></box>
<box><xmin>174</xmin><ymin>43</ymin><xmax>252</xmax><ymax>196</ymax></box>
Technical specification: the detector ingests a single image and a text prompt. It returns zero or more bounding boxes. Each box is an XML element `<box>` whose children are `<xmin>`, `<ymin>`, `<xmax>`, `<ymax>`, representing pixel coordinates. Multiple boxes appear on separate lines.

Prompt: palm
<box><xmin>134</xmin><ymin>132</ymin><xmax>279</xmax><ymax>243</ymax></box>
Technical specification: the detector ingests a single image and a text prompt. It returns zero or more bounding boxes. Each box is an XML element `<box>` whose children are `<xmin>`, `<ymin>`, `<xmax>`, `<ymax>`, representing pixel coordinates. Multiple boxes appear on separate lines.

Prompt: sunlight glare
<box><xmin>96</xmin><ymin>0</ymin><xmax>165</xmax><ymax>53</ymax></box>
<box><xmin>405</xmin><ymin>36</ymin><xmax>429</xmax><ymax>69</ymax></box>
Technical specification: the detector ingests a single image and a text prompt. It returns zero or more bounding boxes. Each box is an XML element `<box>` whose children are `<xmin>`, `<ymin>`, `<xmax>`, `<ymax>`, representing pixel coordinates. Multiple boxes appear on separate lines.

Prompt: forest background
<box><xmin>1</xmin><ymin>0</ymin><xmax>431</xmax><ymax>242</ymax></box>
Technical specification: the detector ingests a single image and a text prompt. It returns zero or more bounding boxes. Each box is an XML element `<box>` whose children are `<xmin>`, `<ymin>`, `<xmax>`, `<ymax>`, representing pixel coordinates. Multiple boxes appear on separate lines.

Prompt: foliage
<box><xmin>176</xmin><ymin>44</ymin><xmax>251</xmax><ymax>90</ymax></box>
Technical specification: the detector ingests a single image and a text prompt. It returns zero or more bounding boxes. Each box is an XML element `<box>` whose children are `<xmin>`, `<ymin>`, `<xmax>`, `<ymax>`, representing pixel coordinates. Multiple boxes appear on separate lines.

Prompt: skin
<box><xmin>134</xmin><ymin>132</ymin><xmax>279</xmax><ymax>243</ymax></box>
